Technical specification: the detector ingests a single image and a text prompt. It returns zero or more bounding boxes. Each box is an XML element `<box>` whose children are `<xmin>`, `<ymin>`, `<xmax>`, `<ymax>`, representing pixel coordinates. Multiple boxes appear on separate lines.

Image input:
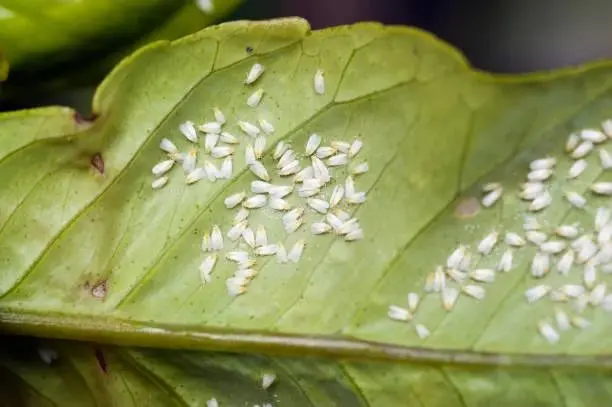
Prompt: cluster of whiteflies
<box><xmin>149</xmin><ymin>63</ymin><xmax>368</xmax><ymax>297</ymax></box>
<box><xmin>390</xmin><ymin>121</ymin><xmax>612</xmax><ymax>343</ymax></box>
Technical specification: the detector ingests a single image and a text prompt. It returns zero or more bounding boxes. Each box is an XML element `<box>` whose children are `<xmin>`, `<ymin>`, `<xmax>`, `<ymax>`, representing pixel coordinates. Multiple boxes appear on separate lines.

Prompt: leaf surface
<box><xmin>1</xmin><ymin>18</ymin><xmax>612</xmax><ymax>366</ymax></box>
<box><xmin>2</xmin><ymin>338</ymin><xmax>612</xmax><ymax>407</ymax></box>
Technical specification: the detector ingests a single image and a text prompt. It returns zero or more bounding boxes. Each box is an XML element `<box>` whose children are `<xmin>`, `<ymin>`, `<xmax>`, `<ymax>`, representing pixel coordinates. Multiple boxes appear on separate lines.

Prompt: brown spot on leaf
<box><xmin>73</xmin><ymin>111</ymin><xmax>98</xmax><ymax>124</ymax></box>
<box><xmin>454</xmin><ymin>197</ymin><xmax>481</xmax><ymax>219</ymax></box>
<box><xmin>95</xmin><ymin>349</ymin><xmax>108</xmax><ymax>373</ymax></box>
<box><xmin>91</xmin><ymin>280</ymin><xmax>107</xmax><ymax>299</ymax></box>
<box><xmin>91</xmin><ymin>153</ymin><xmax>104</xmax><ymax>174</ymax></box>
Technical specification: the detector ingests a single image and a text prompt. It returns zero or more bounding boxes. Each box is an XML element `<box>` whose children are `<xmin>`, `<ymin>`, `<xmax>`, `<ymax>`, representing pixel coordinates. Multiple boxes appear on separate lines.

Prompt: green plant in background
<box><xmin>2</xmin><ymin>15</ymin><xmax>612</xmax><ymax>407</ymax></box>
<box><xmin>0</xmin><ymin>0</ymin><xmax>242</xmax><ymax>100</ymax></box>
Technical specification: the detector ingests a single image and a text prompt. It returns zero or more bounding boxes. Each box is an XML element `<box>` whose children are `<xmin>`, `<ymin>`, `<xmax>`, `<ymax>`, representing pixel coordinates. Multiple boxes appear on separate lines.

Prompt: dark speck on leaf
<box><xmin>95</xmin><ymin>349</ymin><xmax>108</xmax><ymax>373</ymax></box>
<box><xmin>91</xmin><ymin>280</ymin><xmax>107</xmax><ymax>299</ymax></box>
<box><xmin>246</xmin><ymin>46</ymin><xmax>253</xmax><ymax>54</ymax></box>
<box><xmin>91</xmin><ymin>153</ymin><xmax>104</xmax><ymax>174</ymax></box>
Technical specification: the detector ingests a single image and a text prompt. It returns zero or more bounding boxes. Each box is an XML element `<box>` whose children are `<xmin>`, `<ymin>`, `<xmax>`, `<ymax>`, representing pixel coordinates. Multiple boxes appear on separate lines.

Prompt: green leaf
<box><xmin>0</xmin><ymin>0</ymin><xmax>241</xmax><ymax>92</ymax></box>
<box><xmin>3</xmin><ymin>338</ymin><xmax>612</xmax><ymax>406</ymax></box>
<box><xmin>2</xmin><ymin>17</ymin><xmax>612</xmax><ymax>365</ymax></box>
<box><xmin>0</xmin><ymin>49</ymin><xmax>8</xmax><ymax>81</ymax></box>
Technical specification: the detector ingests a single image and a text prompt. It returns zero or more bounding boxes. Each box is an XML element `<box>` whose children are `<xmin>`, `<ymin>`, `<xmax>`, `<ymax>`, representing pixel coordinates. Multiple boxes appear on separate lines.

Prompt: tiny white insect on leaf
<box><xmin>213</xmin><ymin>107</ymin><xmax>226</xmax><ymax>124</ymax></box>
<box><xmin>596</xmin><ymin>207</ymin><xmax>611</xmax><ymax>231</ymax></box>
<box><xmin>571</xmin><ymin>316</ymin><xmax>591</xmax><ymax>329</ymax></box>
<box><xmin>326</xmin><ymin>213</ymin><xmax>343</xmax><ymax>231</ymax></box>
<box><xmin>203</xmin><ymin>161</ymin><xmax>219</xmax><ymax>181</ymax></box>
<box><xmin>247</xmin><ymin>88</ymin><xmax>264</xmax><ymax>107</ymax></box>
<box><xmin>255</xmin><ymin>244</ymin><xmax>278</xmax><ymax>256</ymax></box>
<box><xmin>198</xmin><ymin>121</ymin><xmax>221</xmax><ymax>134</ymax></box>
<box><xmin>331</xmin><ymin>140</ymin><xmax>350</xmax><ymax>153</ymax></box>
<box><xmin>407</xmin><ymin>292</ymin><xmax>420</xmax><ymax>313</ymax></box>
<box><xmin>447</xmin><ymin>245</ymin><xmax>467</xmax><ymax>269</ymax></box>
<box><xmin>204</xmin><ymin>132</ymin><xmax>219</xmax><ymax>152</ymax></box>
<box><xmin>316</xmin><ymin>146</ymin><xmax>336</xmax><ymax>159</ymax></box>
<box><xmin>242</xmin><ymin>227</ymin><xmax>256</xmax><ymax>248</ymax></box>
<box><xmin>415</xmin><ymin>324</ymin><xmax>430</xmax><ymax>339</ymax></box>
<box><xmin>152</xmin><ymin>176</ymin><xmax>169</xmax><ymax>189</ymax></box>
<box><xmin>179</xmin><ymin>121</ymin><xmax>198</xmax><ymax>142</ymax></box>
<box><xmin>258</xmin><ymin>118</ymin><xmax>275</xmax><ymax>135</ymax></box>
<box><xmin>524</xmin><ymin>284</ymin><xmax>551</xmax><ymax>303</ymax></box>
<box><xmin>245</xmin><ymin>63</ymin><xmax>264</xmax><ymax>84</ymax></box>
<box><xmin>211</xmin><ymin>146</ymin><xmax>234</xmax><ymax>158</ymax></box>
<box><xmin>577</xmin><ymin>240</ymin><xmax>598</xmax><ymax>263</ymax></box>
<box><xmin>233</xmin><ymin>208</ymin><xmax>249</xmax><ymax>224</ymax></box>
<box><xmin>580</xmin><ymin>128</ymin><xmax>607</xmax><ymax>143</ymax></box>
<box><xmin>207</xmin><ymin>398</ymin><xmax>219</xmax><ymax>407</ymax></box>
<box><xmin>527</xmin><ymin>168</ymin><xmax>553</xmax><ymax>182</ymax></box>
<box><xmin>540</xmin><ymin>240</ymin><xmax>566</xmax><ymax>254</ymax></box>
<box><xmin>523</xmin><ymin>215</ymin><xmax>541</xmax><ymax>231</ymax></box>
<box><xmin>219</xmin><ymin>157</ymin><xmax>232</xmax><ymax>179</ymax></box>
<box><xmin>554</xmin><ymin>308</ymin><xmax>571</xmax><ymax>331</ymax></box>
<box><xmin>482</xmin><ymin>182</ymin><xmax>502</xmax><ymax>192</ymax></box>
<box><xmin>288</xmin><ymin>240</ymin><xmax>306</xmax><ymax>263</ymax></box>
<box><xmin>589</xmin><ymin>282</ymin><xmax>607</xmax><ymax>306</ymax></box>
<box><xmin>346</xmin><ymin>191</ymin><xmax>367</xmax><ymax>205</ymax></box>
<box><xmin>562</xmin><ymin>284</ymin><xmax>586</xmax><ymax>298</ymax></box>
<box><xmin>481</xmin><ymin>188</ymin><xmax>503</xmax><ymax>207</ymax></box>
<box><xmin>185</xmin><ymin>167</ymin><xmax>206</xmax><ymax>184</ymax></box>
<box><xmin>601</xmin><ymin>294</ymin><xmax>612</xmax><ymax>311</ymax></box>
<box><xmin>199</xmin><ymin>255</ymin><xmax>217</xmax><ymax>284</ymax></box>
<box><xmin>529</xmin><ymin>157</ymin><xmax>556</xmax><ymax>170</ymax></box>
<box><xmin>565</xmin><ymin>190</ymin><xmax>587</xmax><ymax>208</ymax></box>
<box><xmin>555</xmin><ymin>224</ymin><xmax>579</xmax><ymax>239</ymax></box>
<box><xmin>442</xmin><ymin>287</ymin><xmax>460</xmax><ymax>311</ymax></box>
<box><xmin>314</xmin><ymin>68</ymin><xmax>325</xmax><ymax>94</ymax></box>
<box><xmin>498</xmin><ymin>249</ymin><xmax>513</xmax><ymax>272</ymax></box>
<box><xmin>182</xmin><ymin>149</ymin><xmax>198</xmax><ymax>174</ymax></box>
<box><xmin>227</xmin><ymin>221</ymin><xmax>248</xmax><ymax>241</ymax></box>
<box><xmin>328</xmin><ymin>185</ymin><xmax>345</xmax><ymax>208</ymax></box>
<box><xmin>526</xmin><ymin>230</ymin><xmax>547</xmax><ymax>245</ymax></box>
<box><xmin>599</xmin><ymin>148</ymin><xmax>612</xmax><ymax>169</ymax></box>
<box><xmin>226</xmin><ymin>250</ymin><xmax>251</xmax><ymax>264</ymax></box>
<box><xmin>591</xmin><ymin>182</ymin><xmax>612</xmax><ymax>195</ymax></box>
<box><xmin>298</xmin><ymin>185</ymin><xmax>320</xmax><ymax>198</ymax></box>
<box><xmin>570</xmin><ymin>140</ymin><xmax>594</xmax><ymax>159</ymax></box>
<box><xmin>37</xmin><ymin>348</ymin><xmax>58</xmax><ymax>365</ymax></box>
<box><xmin>284</xmin><ymin>217</ymin><xmax>304</xmax><ymax>234</ymax></box>
<box><xmin>311</xmin><ymin>222</ymin><xmax>331</xmax><ymax>235</ymax></box>
<box><xmin>279</xmin><ymin>160</ymin><xmax>301</xmax><ymax>176</ymax></box>
<box><xmin>583</xmin><ymin>264</ymin><xmax>597</xmax><ymax>289</ymax></box>
<box><xmin>210</xmin><ymin>225</ymin><xmax>223</xmax><ymax>251</ymax></box>
<box><xmin>152</xmin><ymin>159</ymin><xmax>175</xmax><ymax>176</ymax></box>
<box><xmin>603</xmin><ymin>119</ymin><xmax>612</xmax><ymax>137</ymax></box>
<box><xmin>326</xmin><ymin>153</ymin><xmax>349</xmax><ymax>167</ymax></box>
<box><xmin>538</xmin><ymin>321</ymin><xmax>560</xmax><ymax>344</ymax></box>
<box><xmin>274</xmin><ymin>141</ymin><xmax>288</xmax><ymax>160</ymax></box>
<box><xmin>345</xmin><ymin>228</ymin><xmax>364</xmax><ymax>241</ymax></box>
<box><xmin>307</xmin><ymin>198</ymin><xmax>330</xmax><ymax>214</ymax></box>
<box><xmin>305</xmin><ymin>133</ymin><xmax>321</xmax><ymax>156</ymax></box>
<box><xmin>469</xmin><ymin>268</ymin><xmax>496</xmax><ymax>283</ymax></box>
<box><xmin>261</xmin><ymin>372</ymin><xmax>277</xmax><ymax>389</ymax></box>
<box><xmin>477</xmin><ymin>231</ymin><xmax>499</xmax><ymax>255</ymax></box>
<box><xmin>268</xmin><ymin>184</ymin><xmax>293</xmax><ymax>198</ymax></box>
<box><xmin>529</xmin><ymin>191</ymin><xmax>552</xmax><ymax>211</ymax></box>
<box><xmin>160</xmin><ymin>137</ymin><xmax>179</xmax><ymax>154</ymax></box>
<box><xmin>349</xmin><ymin>139</ymin><xmax>363</xmax><ymax>158</ymax></box>
<box><xmin>567</xmin><ymin>159</ymin><xmax>587</xmax><ymax>179</ymax></box>
<box><xmin>219</xmin><ymin>131</ymin><xmax>238</xmax><ymax>144</ymax></box>
<box><xmin>201</xmin><ymin>233</ymin><xmax>210</xmax><ymax>252</ymax></box>
<box><xmin>351</xmin><ymin>162</ymin><xmax>369</xmax><ymax>175</ymax></box>
<box><xmin>276</xmin><ymin>243</ymin><xmax>288</xmax><ymax>263</ymax></box>
<box><xmin>294</xmin><ymin>166</ymin><xmax>314</xmax><ymax>183</ymax></box>
<box><xmin>251</xmin><ymin>180</ymin><xmax>272</xmax><ymax>194</ymax></box>
<box><xmin>278</xmin><ymin>149</ymin><xmax>296</xmax><ymax>169</ymax></box>
<box><xmin>312</xmin><ymin>156</ymin><xmax>331</xmax><ymax>183</ymax></box>
<box><xmin>249</xmin><ymin>161</ymin><xmax>270</xmax><ymax>181</ymax></box>
<box><xmin>388</xmin><ymin>305</ymin><xmax>412</xmax><ymax>322</ymax></box>
<box><xmin>566</xmin><ymin>132</ymin><xmax>580</xmax><ymax>152</ymax></box>
<box><xmin>504</xmin><ymin>232</ymin><xmax>526</xmax><ymax>247</ymax></box>
<box><xmin>243</xmin><ymin>194</ymin><xmax>267</xmax><ymax>209</ymax></box>
<box><xmin>446</xmin><ymin>268</ymin><xmax>467</xmax><ymax>282</ymax></box>
<box><xmin>239</xmin><ymin>120</ymin><xmax>261</xmax><ymax>137</ymax></box>
<box><xmin>531</xmin><ymin>252</ymin><xmax>550</xmax><ymax>278</ymax></box>
<box><xmin>557</xmin><ymin>250</ymin><xmax>575</xmax><ymax>275</ymax></box>
<box><xmin>269</xmin><ymin>197</ymin><xmax>292</xmax><ymax>211</ymax></box>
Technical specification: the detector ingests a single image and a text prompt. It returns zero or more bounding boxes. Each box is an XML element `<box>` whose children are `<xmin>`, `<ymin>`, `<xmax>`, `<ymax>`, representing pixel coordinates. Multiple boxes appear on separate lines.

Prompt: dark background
<box><xmin>5</xmin><ymin>0</ymin><xmax>612</xmax><ymax>112</ymax></box>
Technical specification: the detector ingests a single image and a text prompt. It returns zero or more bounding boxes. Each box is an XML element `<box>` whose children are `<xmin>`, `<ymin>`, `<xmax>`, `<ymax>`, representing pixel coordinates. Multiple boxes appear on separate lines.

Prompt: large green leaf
<box><xmin>2</xmin><ymin>17</ymin><xmax>612</xmax><ymax>366</ymax></box>
<box><xmin>2</xmin><ymin>338</ymin><xmax>612</xmax><ymax>406</ymax></box>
